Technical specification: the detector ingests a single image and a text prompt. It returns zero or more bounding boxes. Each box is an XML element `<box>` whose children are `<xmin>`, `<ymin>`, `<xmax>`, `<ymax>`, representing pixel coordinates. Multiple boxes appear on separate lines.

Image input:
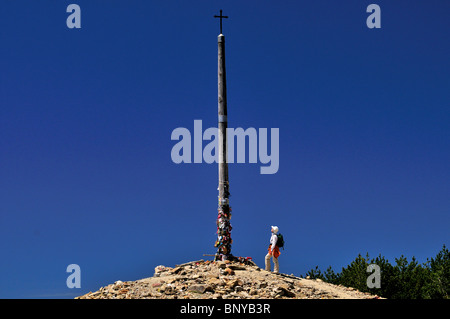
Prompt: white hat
<box><xmin>271</xmin><ymin>226</ymin><xmax>279</xmax><ymax>234</ymax></box>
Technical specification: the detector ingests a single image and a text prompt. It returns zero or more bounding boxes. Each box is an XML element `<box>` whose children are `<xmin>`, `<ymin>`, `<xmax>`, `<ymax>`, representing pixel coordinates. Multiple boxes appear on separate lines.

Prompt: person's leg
<box><xmin>273</xmin><ymin>257</ymin><xmax>279</xmax><ymax>273</ymax></box>
<box><xmin>265</xmin><ymin>253</ymin><xmax>272</xmax><ymax>271</ymax></box>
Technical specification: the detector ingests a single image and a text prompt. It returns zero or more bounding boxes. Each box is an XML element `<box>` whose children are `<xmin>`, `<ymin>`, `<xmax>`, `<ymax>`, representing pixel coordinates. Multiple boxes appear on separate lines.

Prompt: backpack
<box><xmin>276</xmin><ymin>233</ymin><xmax>285</xmax><ymax>249</ymax></box>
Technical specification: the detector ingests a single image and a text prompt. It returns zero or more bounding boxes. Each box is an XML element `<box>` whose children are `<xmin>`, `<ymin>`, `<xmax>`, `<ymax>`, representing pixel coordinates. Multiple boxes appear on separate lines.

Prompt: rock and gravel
<box><xmin>76</xmin><ymin>259</ymin><xmax>382</xmax><ymax>299</ymax></box>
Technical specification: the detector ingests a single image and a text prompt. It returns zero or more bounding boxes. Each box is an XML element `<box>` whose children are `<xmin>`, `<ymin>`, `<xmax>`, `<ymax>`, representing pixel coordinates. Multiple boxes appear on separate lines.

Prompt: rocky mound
<box><xmin>76</xmin><ymin>259</ymin><xmax>382</xmax><ymax>299</ymax></box>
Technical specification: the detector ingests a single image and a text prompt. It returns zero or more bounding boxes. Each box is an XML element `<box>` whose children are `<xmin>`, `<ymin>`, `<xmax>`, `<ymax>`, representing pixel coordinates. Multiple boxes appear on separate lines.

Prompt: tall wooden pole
<box><xmin>218</xmin><ymin>33</ymin><xmax>228</xmax><ymax>200</ymax></box>
<box><xmin>214</xmin><ymin>14</ymin><xmax>232</xmax><ymax>261</ymax></box>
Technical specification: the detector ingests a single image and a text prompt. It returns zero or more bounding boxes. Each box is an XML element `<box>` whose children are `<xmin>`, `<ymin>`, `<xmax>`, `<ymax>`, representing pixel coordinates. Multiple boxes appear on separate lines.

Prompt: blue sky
<box><xmin>0</xmin><ymin>0</ymin><xmax>449</xmax><ymax>298</ymax></box>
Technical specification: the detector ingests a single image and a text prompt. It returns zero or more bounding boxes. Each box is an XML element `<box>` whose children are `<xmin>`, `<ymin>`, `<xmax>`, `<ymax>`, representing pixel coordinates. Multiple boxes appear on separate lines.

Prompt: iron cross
<box><xmin>214</xmin><ymin>10</ymin><xmax>228</xmax><ymax>34</ymax></box>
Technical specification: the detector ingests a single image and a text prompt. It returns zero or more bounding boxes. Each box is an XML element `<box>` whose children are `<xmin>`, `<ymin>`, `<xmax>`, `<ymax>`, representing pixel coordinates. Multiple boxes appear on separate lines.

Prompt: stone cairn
<box><xmin>214</xmin><ymin>192</ymin><xmax>232</xmax><ymax>260</ymax></box>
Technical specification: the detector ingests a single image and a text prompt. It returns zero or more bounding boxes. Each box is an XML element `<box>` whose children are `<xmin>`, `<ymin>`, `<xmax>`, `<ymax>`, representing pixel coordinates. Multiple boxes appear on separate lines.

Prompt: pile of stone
<box><xmin>76</xmin><ymin>259</ymin><xmax>381</xmax><ymax>299</ymax></box>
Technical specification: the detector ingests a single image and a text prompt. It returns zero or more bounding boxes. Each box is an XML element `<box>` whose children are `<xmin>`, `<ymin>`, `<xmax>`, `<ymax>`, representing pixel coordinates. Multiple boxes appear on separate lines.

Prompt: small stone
<box><xmin>188</xmin><ymin>284</ymin><xmax>207</xmax><ymax>294</ymax></box>
<box><xmin>257</xmin><ymin>282</ymin><xmax>267</xmax><ymax>289</ymax></box>
<box><xmin>276</xmin><ymin>285</ymin><xmax>296</xmax><ymax>298</ymax></box>
<box><xmin>224</xmin><ymin>267</ymin><xmax>235</xmax><ymax>275</ymax></box>
<box><xmin>214</xmin><ymin>289</ymin><xmax>227</xmax><ymax>294</ymax></box>
<box><xmin>171</xmin><ymin>266</ymin><xmax>183</xmax><ymax>274</ymax></box>
<box><xmin>228</xmin><ymin>265</ymin><xmax>247</xmax><ymax>271</ymax></box>
<box><xmin>227</xmin><ymin>278</ymin><xmax>243</xmax><ymax>288</ymax></box>
<box><xmin>207</xmin><ymin>278</ymin><xmax>222</xmax><ymax>287</ymax></box>
<box><xmin>164</xmin><ymin>286</ymin><xmax>176</xmax><ymax>295</ymax></box>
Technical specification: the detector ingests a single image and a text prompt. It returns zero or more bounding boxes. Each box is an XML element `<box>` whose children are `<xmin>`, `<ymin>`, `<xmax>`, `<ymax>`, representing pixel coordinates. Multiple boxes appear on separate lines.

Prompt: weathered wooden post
<box><xmin>214</xmin><ymin>10</ymin><xmax>232</xmax><ymax>261</ymax></box>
